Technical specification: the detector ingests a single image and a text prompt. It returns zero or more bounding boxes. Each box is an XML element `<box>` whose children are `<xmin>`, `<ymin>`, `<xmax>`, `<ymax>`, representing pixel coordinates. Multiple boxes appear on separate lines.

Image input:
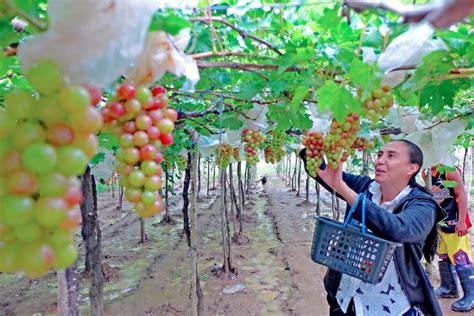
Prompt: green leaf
<box><xmin>292</xmin><ymin>111</ymin><xmax>313</xmax><ymax>130</ymax></box>
<box><xmin>419</xmin><ymin>81</ymin><xmax>457</xmax><ymax>114</ymax></box>
<box><xmin>441</xmin><ymin>180</ymin><xmax>459</xmax><ymax>188</ymax></box>
<box><xmin>0</xmin><ymin>17</ymin><xmax>20</xmax><ymax>47</ymax></box>
<box><xmin>149</xmin><ymin>12</ymin><xmax>191</xmax><ymax>35</ymax></box>
<box><xmin>348</xmin><ymin>59</ymin><xmax>382</xmax><ymax>93</ymax></box>
<box><xmin>269</xmin><ymin>103</ymin><xmax>292</xmax><ymax>131</ymax></box>
<box><xmin>90</xmin><ymin>152</ymin><xmax>105</xmax><ymax>166</ymax></box>
<box><xmin>235</xmin><ymin>77</ymin><xmax>266</xmax><ymax>100</ymax></box>
<box><xmin>221</xmin><ymin>112</ymin><xmax>244</xmax><ymax>130</ymax></box>
<box><xmin>317</xmin><ymin>81</ymin><xmax>360</xmax><ymax>121</ymax></box>
<box><xmin>317</xmin><ymin>6</ymin><xmax>340</xmax><ymax>29</ymax></box>
<box><xmin>0</xmin><ymin>56</ymin><xmax>20</xmax><ymax>78</ymax></box>
<box><xmin>289</xmin><ymin>86</ymin><xmax>308</xmax><ymax>112</ymax></box>
<box><xmin>402</xmin><ymin>50</ymin><xmax>453</xmax><ymax>97</ymax></box>
<box><xmin>98</xmin><ymin>132</ymin><xmax>119</xmax><ymax>151</ymax></box>
<box><xmin>348</xmin><ymin>59</ymin><xmax>371</xmax><ymax>89</ymax></box>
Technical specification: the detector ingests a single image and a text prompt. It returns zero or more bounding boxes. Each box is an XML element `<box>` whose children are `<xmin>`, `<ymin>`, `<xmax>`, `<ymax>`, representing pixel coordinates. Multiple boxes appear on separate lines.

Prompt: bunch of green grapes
<box><xmin>214</xmin><ymin>144</ymin><xmax>232</xmax><ymax>169</ymax></box>
<box><xmin>0</xmin><ymin>60</ymin><xmax>102</xmax><ymax>277</ymax></box>
<box><xmin>174</xmin><ymin>156</ymin><xmax>187</xmax><ymax>173</ymax></box>
<box><xmin>302</xmin><ymin>132</ymin><xmax>324</xmax><ymax>177</ymax></box>
<box><xmin>361</xmin><ymin>85</ymin><xmax>394</xmax><ymax>123</ymax></box>
<box><xmin>323</xmin><ymin>113</ymin><xmax>361</xmax><ymax>168</ymax></box>
<box><xmin>241</xmin><ymin>129</ymin><xmax>264</xmax><ymax>166</ymax></box>
<box><xmin>270</xmin><ymin>130</ymin><xmax>285</xmax><ymax>162</ymax></box>
<box><xmin>102</xmin><ymin>84</ymin><xmax>176</xmax><ymax>219</ymax></box>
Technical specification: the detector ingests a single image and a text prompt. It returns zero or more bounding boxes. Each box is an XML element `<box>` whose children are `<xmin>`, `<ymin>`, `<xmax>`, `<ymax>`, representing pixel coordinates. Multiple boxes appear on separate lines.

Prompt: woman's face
<box><xmin>374</xmin><ymin>141</ymin><xmax>419</xmax><ymax>186</ymax></box>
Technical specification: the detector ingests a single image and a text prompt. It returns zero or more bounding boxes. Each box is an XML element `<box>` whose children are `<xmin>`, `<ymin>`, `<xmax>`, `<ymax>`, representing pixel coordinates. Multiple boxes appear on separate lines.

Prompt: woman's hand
<box><xmin>455</xmin><ymin>219</ymin><xmax>468</xmax><ymax>236</ymax></box>
<box><xmin>317</xmin><ymin>162</ymin><xmax>344</xmax><ymax>192</ymax></box>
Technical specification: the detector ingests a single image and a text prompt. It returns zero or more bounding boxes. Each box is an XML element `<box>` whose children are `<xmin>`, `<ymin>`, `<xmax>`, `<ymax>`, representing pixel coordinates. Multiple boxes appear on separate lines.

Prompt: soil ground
<box><xmin>0</xmin><ymin>166</ymin><xmax>473</xmax><ymax>315</ymax></box>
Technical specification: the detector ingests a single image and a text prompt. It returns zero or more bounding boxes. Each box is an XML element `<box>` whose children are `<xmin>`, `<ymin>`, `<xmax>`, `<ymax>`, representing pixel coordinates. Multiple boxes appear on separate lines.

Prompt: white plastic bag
<box><xmin>376</xmin><ymin>22</ymin><xmax>447</xmax><ymax>87</ymax></box>
<box><xmin>126</xmin><ymin>29</ymin><xmax>200</xmax><ymax>89</ymax></box>
<box><xmin>238</xmin><ymin>104</ymin><xmax>268</xmax><ymax>131</ymax></box>
<box><xmin>405</xmin><ymin>119</ymin><xmax>467</xmax><ymax>168</ymax></box>
<box><xmin>18</xmin><ymin>0</ymin><xmax>160</xmax><ymax>89</ymax></box>
<box><xmin>385</xmin><ymin>107</ymin><xmax>420</xmax><ymax>134</ymax></box>
<box><xmin>307</xmin><ymin>103</ymin><xmax>332</xmax><ymax>134</ymax></box>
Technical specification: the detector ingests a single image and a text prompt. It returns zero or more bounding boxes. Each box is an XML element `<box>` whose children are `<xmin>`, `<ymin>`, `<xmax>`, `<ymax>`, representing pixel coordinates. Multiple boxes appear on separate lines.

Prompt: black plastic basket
<box><xmin>310</xmin><ymin>194</ymin><xmax>400</xmax><ymax>284</ymax></box>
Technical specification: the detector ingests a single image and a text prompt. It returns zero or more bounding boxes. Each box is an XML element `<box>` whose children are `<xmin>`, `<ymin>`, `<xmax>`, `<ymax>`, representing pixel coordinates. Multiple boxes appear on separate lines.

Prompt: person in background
<box><xmin>300</xmin><ymin>139</ymin><xmax>445</xmax><ymax>316</ymax></box>
<box><xmin>426</xmin><ymin>164</ymin><xmax>473</xmax><ymax>312</ymax></box>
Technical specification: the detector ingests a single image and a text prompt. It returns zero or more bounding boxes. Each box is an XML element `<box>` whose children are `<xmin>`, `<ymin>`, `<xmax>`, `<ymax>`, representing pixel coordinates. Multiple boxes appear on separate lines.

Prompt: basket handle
<box><xmin>361</xmin><ymin>194</ymin><xmax>367</xmax><ymax>234</ymax></box>
<box><xmin>342</xmin><ymin>193</ymin><xmax>363</xmax><ymax>227</ymax></box>
<box><xmin>343</xmin><ymin>193</ymin><xmax>368</xmax><ymax>234</ymax></box>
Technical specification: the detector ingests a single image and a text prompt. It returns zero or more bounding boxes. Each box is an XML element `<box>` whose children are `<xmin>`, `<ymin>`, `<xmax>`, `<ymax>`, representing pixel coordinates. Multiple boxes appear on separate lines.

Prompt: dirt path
<box><xmin>104</xmin><ymin>172</ymin><xmax>332</xmax><ymax>315</ymax></box>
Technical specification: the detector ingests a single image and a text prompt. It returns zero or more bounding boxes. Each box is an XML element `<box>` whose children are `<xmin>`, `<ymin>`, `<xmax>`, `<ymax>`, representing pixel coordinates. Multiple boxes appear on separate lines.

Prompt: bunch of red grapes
<box><xmin>232</xmin><ymin>147</ymin><xmax>240</xmax><ymax>162</ymax></box>
<box><xmin>241</xmin><ymin>129</ymin><xmax>264</xmax><ymax>166</ymax></box>
<box><xmin>264</xmin><ymin>146</ymin><xmax>276</xmax><ymax>164</ymax></box>
<box><xmin>102</xmin><ymin>84</ymin><xmax>176</xmax><ymax>218</ymax></box>
<box><xmin>362</xmin><ymin>85</ymin><xmax>394</xmax><ymax>123</ymax></box>
<box><xmin>302</xmin><ymin>132</ymin><xmax>324</xmax><ymax>177</ymax></box>
<box><xmin>215</xmin><ymin>144</ymin><xmax>232</xmax><ymax>169</ymax></box>
<box><xmin>0</xmin><ymin>60</ymin><xmax>102</xmax><ymax>277</ymax></box>
<box><xmin>352</xmin><ymin>137</ymin><xmax>373</xmax><ymax>151</ymax></box>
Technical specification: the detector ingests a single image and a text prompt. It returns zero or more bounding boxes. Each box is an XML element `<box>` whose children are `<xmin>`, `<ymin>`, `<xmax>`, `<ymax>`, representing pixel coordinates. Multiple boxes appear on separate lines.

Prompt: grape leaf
<box><xmin>269</xmin><ymin>103</ymin><xmax>292</xmax><ymax>131</ymax></box>
<box><xmin>317</xmin><ymin>6</ymin><xmax>340</xmax><ymax>29</ymax></box>
<box><xmin>235</xmin><ymin>77</ymin><xmax>266</xmax><ymax>100</ymax></box>
<box><xmin>221</xmin><ymin>112</ymin><xmax>244</xmax><ymax>130</ymax></box>
<box><xmin>289</xmin><ymin>86</ymin><xmax>308</xmax><ymax>112</ymax></box>
<box><xmin>420</xmin><ymin>81</ymin><xmax>456</xmax><ymax>114</ymax></box>
<box><xmin>98</xmin><ymin>132</ymin><xmax>119</xmax><ymax>151</ymax></box>
<box><xmin>149</xmin><ymin>12</ymin><xmax>192</xmax><ymax>35</ymax></box>
<box><xmin>0</xmin><ymin>18</ymin><xmax>20</xmax><ymax>47</ymax></box>
<box><xmin>348</xmin><ymin>59</ymin><xmax>382</xmax><ymax>93</ymax></box>
<box><xmin>317</xmin><ymin>80</ymin><xmax>360</xmax><ymax>122</ymax></box>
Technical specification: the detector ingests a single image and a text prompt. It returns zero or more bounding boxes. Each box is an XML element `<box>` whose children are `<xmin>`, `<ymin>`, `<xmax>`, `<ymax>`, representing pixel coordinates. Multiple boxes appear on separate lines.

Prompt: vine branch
<box><xmin>422</xmin><ymin>111</ymin><xmax>473</xmax><ymax>130</ymax></box>
<box><xmin>190</xmin><ymin>16</ymin><xmax>283</xmax><ymax>56</ymax></box>
<box><xmin>196</xmin><ymin>60</ymin><xmax>301</xmax><ymax>72</ymax></box>
<box><xmin>191</xmin><ymin>51</ymin><xmax>276</xmax><ymax>60</ymax></box>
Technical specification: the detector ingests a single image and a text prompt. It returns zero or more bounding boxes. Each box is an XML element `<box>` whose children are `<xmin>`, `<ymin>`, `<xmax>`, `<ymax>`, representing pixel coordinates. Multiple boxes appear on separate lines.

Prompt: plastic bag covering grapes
<box><xmin>375</xmin><ymin>22</ymin><xmax>447</xmax><ymax>87</ymax></box>
<box><xmin>385</xmin><ymin>107</ymin><xmax>421</xmax><ymax>134</ymax></box>
<box><xmin>404</xmin><ymin>119</ymin><xmax>467</xmax><ymax>168</ymax></box>
<box><xmin>197</xmin><ymin>134</ymin><xmax>231</xmax><ymax>158</ymax></box>
<box><xmin>17</xmin><ymin>0</ymin><xmax>160</xmax><ymax>88</ymax></box>
<box><xmin>126</xmin><ymin>29</ymin><xmax>200</xmax><ymax>89</ymax></box>
<box><xmin>307</xmin><ymin>103</ymin><xmax>332</xmax><ymax>134</ymax></box>
<box><xmin>238</xmin><ymin>104</ymin><xmax>268</xmax><ymax>131</ymax></box>
<box><xmin>197</xmin><ymin>133</ymin><xmax>244</xmax><ymax>163</ymax></box>
<box><xmin>91</xmin><ymin>148</ymin><xmax>116</xmax><ymax>182</ymax></box>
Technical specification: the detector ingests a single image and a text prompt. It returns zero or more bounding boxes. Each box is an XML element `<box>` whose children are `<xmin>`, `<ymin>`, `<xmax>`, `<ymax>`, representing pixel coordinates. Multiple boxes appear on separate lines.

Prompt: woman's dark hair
<box><xmin>390</xmin><ymin>139</ymin><xmax>423</xmax><ymax>186</ymax></box>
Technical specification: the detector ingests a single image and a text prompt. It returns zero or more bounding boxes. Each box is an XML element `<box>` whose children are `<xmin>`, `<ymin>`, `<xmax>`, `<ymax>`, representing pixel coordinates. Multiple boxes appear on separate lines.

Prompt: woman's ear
<box><xmin>408</xmin><ymin>163</ymin><xmax>420</xmax><ymax>177</ymax></box>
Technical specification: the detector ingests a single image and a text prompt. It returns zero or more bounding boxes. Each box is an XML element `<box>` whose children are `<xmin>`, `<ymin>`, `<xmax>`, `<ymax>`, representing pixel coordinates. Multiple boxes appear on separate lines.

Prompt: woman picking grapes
<box><xmin>301</xmin><ymin>140</ymin><xmax>445</xmax><ymax>316</ymax></box>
